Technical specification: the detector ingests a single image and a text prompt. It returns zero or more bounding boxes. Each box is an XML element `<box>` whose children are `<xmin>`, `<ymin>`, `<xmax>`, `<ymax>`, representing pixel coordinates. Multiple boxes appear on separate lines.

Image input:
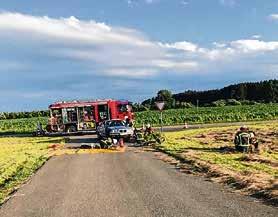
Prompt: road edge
<box><xmin>153</xmin><ymin>146</ymin><xmax>278</xmax><ymax>208</ymax></box>
<box><xmin>0</xmin><ymin>154</ymin><xmax>53</xmax><ymax>207</ymax></box>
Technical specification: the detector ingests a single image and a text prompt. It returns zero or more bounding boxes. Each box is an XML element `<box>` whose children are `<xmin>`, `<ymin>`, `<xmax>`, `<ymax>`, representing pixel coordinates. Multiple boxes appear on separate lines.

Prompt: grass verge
<box><xmin>0</xmin><ymin>136</ymin><xmax>64</xmax><ymax>204</ymax></box>
<box><xmin>155</xmin><ymin>122</ymin><xmax>278</xmax><ymax>205</ymax></box>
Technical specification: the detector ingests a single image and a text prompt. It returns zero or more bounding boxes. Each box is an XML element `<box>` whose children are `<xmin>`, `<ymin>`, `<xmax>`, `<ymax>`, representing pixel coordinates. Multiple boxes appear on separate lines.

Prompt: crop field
<box><xmin>0</xmin><ymin>137</ymin><xmax>64</xmax><ymax>203</ymax></box>
<box><xmin>0</xmin><ymin>104</ymin><xmax>277</xmax><ymax>134</ymax></box>
<box><xmin>136</xmin><ymin>104</ymin><xmax>278</xmax><ymax>126</ymax></box>
<box><xmin>157</xmin><ymin>122</ymin><xmax>278</xmax><ymax>201</ymax></box>
<box><xmin>0</xmin><ymin>117</ymin><xmax>47</xmax><ymax>134</ymax></box>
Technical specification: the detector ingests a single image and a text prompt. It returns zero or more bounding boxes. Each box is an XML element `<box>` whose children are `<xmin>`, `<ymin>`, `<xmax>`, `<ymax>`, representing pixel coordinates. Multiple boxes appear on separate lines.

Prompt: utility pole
<box><xmin>160</xmin><ymin>111</ymin><xmax>163</xmax><ymax>133</ymax></box>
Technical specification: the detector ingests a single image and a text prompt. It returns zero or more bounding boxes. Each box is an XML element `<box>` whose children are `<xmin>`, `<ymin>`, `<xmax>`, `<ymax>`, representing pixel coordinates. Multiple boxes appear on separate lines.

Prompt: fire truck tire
<box><xmin>67</xmin><ymin>125</ymin><xmax>77</xmax><ymax>133</ymax></box>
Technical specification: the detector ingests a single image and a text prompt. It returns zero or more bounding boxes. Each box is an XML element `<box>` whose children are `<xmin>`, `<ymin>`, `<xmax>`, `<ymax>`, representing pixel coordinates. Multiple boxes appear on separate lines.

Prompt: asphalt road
<box><xmin>0</xmin><ymin>138</ymin><xmax>277</xmax><ymax>217</ymax></box>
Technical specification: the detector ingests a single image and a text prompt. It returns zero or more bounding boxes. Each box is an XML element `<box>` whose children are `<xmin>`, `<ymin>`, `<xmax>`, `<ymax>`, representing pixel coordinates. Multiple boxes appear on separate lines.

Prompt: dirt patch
<box><xmin>194</xmin><ymin>127</ymin><xmax>277</xmax><ymax>152</ymax></box>
<box><xmin>158</xmin><ymin>124</ymin><xmax>278</xmax><ymax>206</ymax></box>
<box><xmin>237</xmin><ymin>155</ymin><xmax>278</xmax><ymax>167</ymax></box>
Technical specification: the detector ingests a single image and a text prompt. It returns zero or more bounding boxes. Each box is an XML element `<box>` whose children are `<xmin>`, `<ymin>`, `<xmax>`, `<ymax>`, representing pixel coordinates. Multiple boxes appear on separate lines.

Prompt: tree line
<box><xmin>1</xmin><ymin>79</ymin><xmax>277</xmax><ymax>119</ymax></box>
<box><xmin>134</xmin><ymin>79</ymin><xmax>278</xmax><ymax>111</ymax></box>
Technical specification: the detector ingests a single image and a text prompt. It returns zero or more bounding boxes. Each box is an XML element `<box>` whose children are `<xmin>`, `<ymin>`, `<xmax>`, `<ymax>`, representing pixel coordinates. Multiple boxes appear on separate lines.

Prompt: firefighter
<box><xmin>37</xmin><ymin>122</ymin><xmax>44</xmax><ymax>135</ymax></box>
<box><xmin>134</xmin><ymin>127</ymin><xmax>144</xmax><ymax>144</ymax></box>
<box><xmin>84</xmin><ymin>110</ymin><xmax>91</xmax><ymax>121</ymax></box>
<box><xmin>234</xmin><ymin>126</ymin><xmax>259</xmax><ymax>152</ymax></box>
<box><xmin>125</xmin><ymin>117</ymin><xmax>133</xmax><ymax>128</ymax></box>
<box><xmin>125</xmin><ymin>117</ymin><xmax>130</xmax><ymax>127</ymax></box>
<box><xmin>48</xmin><ymin>114</ymin><xmax>58</xmax><ymax>132</ymax></box>
<box><xmin>144</xmin><ymin>123</ymin><xmax>153</xmax><ymax>136</ymax></box>
<box><xmin>249</xmin><ymin>131</ymin><xmax>259</xmax><ymax>151</ymax></box>
<box><xmin>99</xmin><ymin>136</ymin><xmax>116</xmax><ymax>149</ymax></box>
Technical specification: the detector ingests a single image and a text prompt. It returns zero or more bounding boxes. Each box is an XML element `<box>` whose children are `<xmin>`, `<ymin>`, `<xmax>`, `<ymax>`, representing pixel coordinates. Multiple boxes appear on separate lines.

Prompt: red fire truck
<box><xmin>46</xmin><ymin>99</ymin><xmax>134</xmax><ymax>133</ymax></box>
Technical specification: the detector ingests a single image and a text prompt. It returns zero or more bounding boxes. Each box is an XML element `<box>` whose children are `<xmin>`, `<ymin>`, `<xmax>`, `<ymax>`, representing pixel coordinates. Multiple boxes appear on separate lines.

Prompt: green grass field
<box><xmin>157</xmin><ymin>122</ymin><xmax>278</xmax><ymax>200</ymax></box>
<box><xmin>0</xmin><ymin>137</ymin><xmax>64</xmax><ymax>203</ymax></box>
<box><xmin>0</xmin><ymin>104</ymin><xmax>277</xmax><ymax>134</ymax></box>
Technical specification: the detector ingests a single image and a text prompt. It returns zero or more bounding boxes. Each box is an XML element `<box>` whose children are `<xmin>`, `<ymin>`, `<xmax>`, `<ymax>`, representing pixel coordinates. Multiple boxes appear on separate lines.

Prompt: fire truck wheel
<box><xmin>67</xmin><ymin>125</ymin><xmax>77</xmax><ymax>133</ymax></box>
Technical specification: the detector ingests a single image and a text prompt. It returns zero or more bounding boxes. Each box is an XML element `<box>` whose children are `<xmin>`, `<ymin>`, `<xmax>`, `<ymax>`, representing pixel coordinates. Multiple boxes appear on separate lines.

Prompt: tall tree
<box><xmin>156</xmin><ymin>89</ymin><xmax>173</xmax><ymax>109</ymax></box>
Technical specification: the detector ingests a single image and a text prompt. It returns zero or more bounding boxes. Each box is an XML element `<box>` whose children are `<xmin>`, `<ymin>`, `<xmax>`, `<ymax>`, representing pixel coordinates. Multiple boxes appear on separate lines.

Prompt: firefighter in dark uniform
<box><xmin>234</xmin><ymin>125</ymin><xmax>259</xmax><ymax>152</ymax></box>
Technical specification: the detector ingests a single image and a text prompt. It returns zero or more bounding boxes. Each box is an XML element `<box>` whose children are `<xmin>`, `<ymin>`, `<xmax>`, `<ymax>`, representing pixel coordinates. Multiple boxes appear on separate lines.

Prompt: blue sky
<box><xmin>0</xmin><ymin>0</ymin><xmax>278</xmax><ymax>111</ymax></box>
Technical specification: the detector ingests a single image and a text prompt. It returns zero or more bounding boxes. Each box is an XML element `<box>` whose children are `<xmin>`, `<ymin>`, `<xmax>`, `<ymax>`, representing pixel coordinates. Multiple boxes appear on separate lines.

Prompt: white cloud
<box><xmin>158</xmin><ymin>39</ymin><xmax>278</xmax><ymax>61</ymax></box>
<box><xmin>0</xmin><ymin>12</ymin><xmax>155</xmax><ymax>47</ymax></box>
<box><xmin>198</xmin><ymin>47</ymin><xmax>236</xmax><ymax>61</ymax></box>
<box><xmin>269</xmin><ymin>14</ymin><xmax>278</xmax><ymax>21</ymax></box>
<box><xmin>0</xmin><ymin>12</ymin><xmax>277</xmax><ymax>110</ymax></box>
<box><xmin>159</xmin><ymin>41</ymin><xmax>198</xmax><ymax>52</ymax></box>
<box><xmin>230</xmin><ymin>40</ymin><xmax>278</xmax><ymax>53</ymax></box>
<box><xmin>0</xmin><ymin>12</ymin><xmax>277</xmax><ymax>81</ymax></box>
<box><xmin>0</xmin><ymin>12</ymin><xmax>168</xmax><ymax>77</ymax></box>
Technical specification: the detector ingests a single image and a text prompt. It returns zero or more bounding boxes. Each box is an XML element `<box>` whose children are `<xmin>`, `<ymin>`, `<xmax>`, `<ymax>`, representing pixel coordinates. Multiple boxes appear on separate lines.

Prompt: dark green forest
<box><xmin>174</xmin><ymin>79</ymin><xmax>278</xmax><ymax>104</ymax></box>
<box><xmin>136</xmin><ymin>79</ymin><xmax>278</xmax><ymax>111</ymax></box>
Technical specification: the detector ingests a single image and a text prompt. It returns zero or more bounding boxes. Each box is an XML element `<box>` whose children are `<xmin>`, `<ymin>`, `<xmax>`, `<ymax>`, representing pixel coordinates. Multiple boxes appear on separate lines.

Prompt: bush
<box><xmin>212</xmin><ymin>100</ymin><xmax>226</xmax><ymax>107</ymax></box>
<box><xmin>240</xmin><ymin>100</ymin><xmax>260</xmax><ymax>105</ymax></box>
<box><xmin>0</xmin><ymin>112</ymin><xmax>6</xmax><ymax>119</ymax></box>
<box><xmin>180</xmin><ymin>102</ymin><xmax>194</xmax><ymax>108</ymax></box>
<box><xmin>226</xmin><ymin>99</ymin><xmax>241</xmax><ymax>106</ymax></box>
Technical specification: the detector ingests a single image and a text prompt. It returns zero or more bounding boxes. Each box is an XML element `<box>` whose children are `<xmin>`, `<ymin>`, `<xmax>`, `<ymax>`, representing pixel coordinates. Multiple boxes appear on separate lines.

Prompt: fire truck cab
<box><xmin>47</xmin><ymin>99</ymin><xmax>134</xmax><ymax>133</ymax></box>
